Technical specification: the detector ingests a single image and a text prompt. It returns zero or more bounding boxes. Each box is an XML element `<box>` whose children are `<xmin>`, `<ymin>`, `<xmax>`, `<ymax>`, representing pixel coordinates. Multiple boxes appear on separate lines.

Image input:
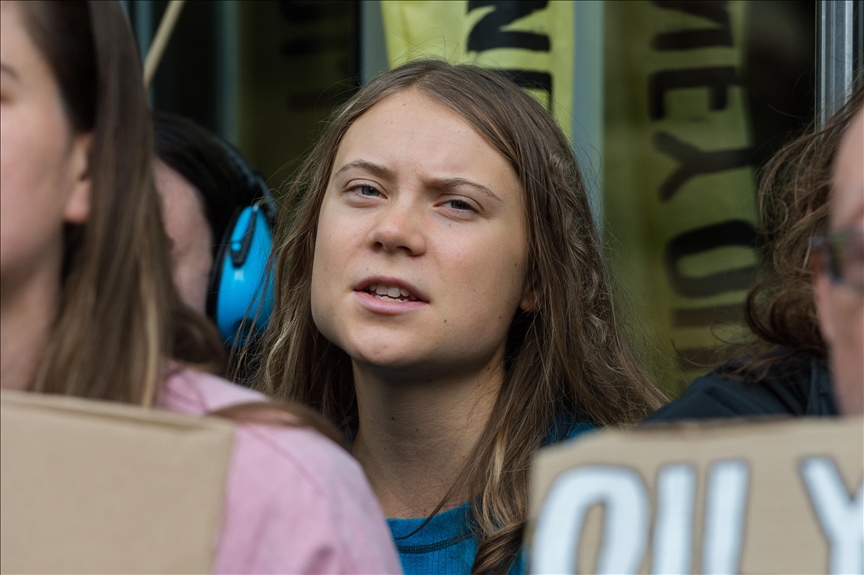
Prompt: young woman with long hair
<box><xmin>0</xmin><ymin>2</ymin><xmax>400</xmax><ymax>572</ymax></box>
<box><xmin>255</xmin><ymin>59</ymin><xmax>667</xmax><ymax>575</ymax></box>
<box><xmin>647</xmin><ymin>83</ymin><xmax>864</xmax><ymax>421</ymax></box>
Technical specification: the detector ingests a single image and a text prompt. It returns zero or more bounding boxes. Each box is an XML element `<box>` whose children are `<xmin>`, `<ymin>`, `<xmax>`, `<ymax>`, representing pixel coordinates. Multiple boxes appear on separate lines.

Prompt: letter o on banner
<box><xmin>532</xmin><ymin>466</ymin><xmax>649</xmax><ymax>575</ymax></box>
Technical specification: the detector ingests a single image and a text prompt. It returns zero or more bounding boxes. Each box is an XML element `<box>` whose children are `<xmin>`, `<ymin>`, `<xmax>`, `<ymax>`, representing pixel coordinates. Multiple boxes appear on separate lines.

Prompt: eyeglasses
<box><xmin>810</xmin><ymin>227</ymin><xmax>864</xmax><ymax>294</ymax></box>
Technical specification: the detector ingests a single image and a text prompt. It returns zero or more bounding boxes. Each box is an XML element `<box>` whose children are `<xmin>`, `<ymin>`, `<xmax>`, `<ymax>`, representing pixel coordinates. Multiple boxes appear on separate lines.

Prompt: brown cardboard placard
<box><xmin>529</xmin><ymin>418</ymin><xmax>864</xmax><ymax>575</ymax></box>
<box><xmin>1</xmin><ymin>389</ymin><xmax>235</xmax><ymax>574</ymax></box>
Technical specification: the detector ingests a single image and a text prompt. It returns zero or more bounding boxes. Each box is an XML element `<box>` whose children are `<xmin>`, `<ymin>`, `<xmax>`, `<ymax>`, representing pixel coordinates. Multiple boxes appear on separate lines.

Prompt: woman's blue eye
<box><xmin>358</xmin><ymin>185</ymin><xmax>380</xmax><ymax>197</ymax></box>
<box><xmin>446</xmin><ymin>200</ymin><xmax>473</xmax><ymax>211</ymax></box>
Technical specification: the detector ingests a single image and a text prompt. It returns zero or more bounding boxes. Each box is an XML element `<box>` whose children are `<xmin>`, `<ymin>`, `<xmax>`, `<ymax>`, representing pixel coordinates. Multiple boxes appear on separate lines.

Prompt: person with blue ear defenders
<box><xmin>153</xmin><ymin>111</ymin><xmax>275</xmax><ymax>347</ymax></box>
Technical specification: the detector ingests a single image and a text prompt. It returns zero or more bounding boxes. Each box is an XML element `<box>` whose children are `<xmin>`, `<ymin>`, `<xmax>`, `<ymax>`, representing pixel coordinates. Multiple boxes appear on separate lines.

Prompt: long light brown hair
<box><xmin>731</xmin><ymin>83</ymin><xmax>864</xmax><ymax>378</ymax></box>
<box><xmin>257</xmin><ymin>60</ymin><xmax>667</xmax><ymax>575</ymax></box>
<box><xmin>21</xmin><ymin>1</ymin><xmax>224</xmax><ymax>405</ymax></box>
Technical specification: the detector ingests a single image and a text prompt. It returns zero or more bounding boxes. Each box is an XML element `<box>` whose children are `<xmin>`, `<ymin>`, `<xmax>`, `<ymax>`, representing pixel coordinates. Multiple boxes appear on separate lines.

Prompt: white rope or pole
<box><xmin>143</xmin><ymin>0</ymin><xmax>186</xmax><ymax>89</ymax></box>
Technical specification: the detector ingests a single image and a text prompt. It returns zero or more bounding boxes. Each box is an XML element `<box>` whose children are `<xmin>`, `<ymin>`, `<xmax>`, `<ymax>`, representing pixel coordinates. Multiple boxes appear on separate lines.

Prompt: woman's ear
<box><xmin>63</xmin><ymin>133</ymin><xmax>93</xmax><ymax>224</ymax></box>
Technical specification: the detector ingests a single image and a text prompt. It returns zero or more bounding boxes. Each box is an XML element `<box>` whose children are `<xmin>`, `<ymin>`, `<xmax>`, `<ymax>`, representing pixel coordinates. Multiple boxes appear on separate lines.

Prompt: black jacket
<box><xmin>645</xmin><ymin>353</ymin><xmax>839</xmax><ymax>422</ymax></box>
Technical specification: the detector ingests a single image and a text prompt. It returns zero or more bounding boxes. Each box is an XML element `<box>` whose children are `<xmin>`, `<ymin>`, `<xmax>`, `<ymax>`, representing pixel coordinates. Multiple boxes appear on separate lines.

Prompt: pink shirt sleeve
<box><xmin>159</xmin><ymin>370</ymin><xmax>402</xmax><ymax>575</ymax></box>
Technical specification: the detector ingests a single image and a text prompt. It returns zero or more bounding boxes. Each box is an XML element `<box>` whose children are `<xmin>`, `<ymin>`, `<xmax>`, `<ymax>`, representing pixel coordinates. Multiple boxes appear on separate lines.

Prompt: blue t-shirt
<box><xmin>387</xmin><ymin>421</ymin><xmax>594</xmax><ymax>575</ymax></box>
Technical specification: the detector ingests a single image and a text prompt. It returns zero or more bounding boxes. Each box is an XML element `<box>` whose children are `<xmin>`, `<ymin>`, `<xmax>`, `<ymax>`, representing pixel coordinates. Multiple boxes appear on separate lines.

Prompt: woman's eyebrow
<box><xmin>332</xmin><ymin>159</ymin><xmax>394</xmax><ymax>180</ymax></box>
<box><xmin>332</xmin><ymin>161</ymin><xmax>503</xmax><ymax>203</ymax></box>
<box><xmin>429</xmin><ymin>177</ymin><xmax>502</xmax><ymax>204</ymax></box>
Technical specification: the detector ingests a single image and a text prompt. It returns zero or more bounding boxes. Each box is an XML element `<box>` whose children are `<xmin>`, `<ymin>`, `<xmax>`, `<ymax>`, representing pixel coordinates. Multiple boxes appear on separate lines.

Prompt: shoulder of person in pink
<box><xmin>158</xmin><ymin>369</ymin><xmax>402</xmax><ymax>575</ymax></box>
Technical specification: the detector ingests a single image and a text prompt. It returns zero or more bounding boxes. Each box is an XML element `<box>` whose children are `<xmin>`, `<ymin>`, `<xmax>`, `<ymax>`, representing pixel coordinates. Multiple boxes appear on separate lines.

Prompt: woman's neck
<box><xmin>351</xmin><ymin>353</ymin><xmax>505</xmax><ymax>519</ymax></box>
<box><xmin>0</xmin><ymin>266</ymin><xmax>60</xmax><ymax>392</ymax></box>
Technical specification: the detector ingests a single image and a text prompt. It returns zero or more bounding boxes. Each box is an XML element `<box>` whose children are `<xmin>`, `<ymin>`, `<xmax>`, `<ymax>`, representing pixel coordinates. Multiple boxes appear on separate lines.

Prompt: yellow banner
<box><xmin>604</xmin><ymin>1</ymin><xmax>758</xmax><ymax>392</ymax></box>
<box><xmin>381</xmin><ymin>1</ymin><xmax>575</xmax><ymax>139</ymax></box>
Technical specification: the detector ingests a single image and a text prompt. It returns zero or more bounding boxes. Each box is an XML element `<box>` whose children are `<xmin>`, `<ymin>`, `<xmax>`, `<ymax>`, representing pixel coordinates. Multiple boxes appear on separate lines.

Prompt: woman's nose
<box><xmin>367</xmin><ymin>196</ymin><xmax>426</xmax><ymax>256</ymax></box>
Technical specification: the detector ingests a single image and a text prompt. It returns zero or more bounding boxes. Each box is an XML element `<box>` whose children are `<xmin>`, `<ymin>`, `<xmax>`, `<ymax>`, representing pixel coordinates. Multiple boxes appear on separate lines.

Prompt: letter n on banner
<box><xmin>379</xmin><ymin>1</ymin><xmax>574</xmax><ymax>139</ymax></box>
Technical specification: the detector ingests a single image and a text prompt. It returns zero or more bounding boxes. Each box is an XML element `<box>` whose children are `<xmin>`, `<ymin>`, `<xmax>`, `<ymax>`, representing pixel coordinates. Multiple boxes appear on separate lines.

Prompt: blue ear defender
<box><xmin>205</xmin><ymin>135</ymin><xmax>277</xmax><ymax>346</ymax></box>
<box><xmin>208</xmin><ymin>200</ymin><xmax>275</xmax><ymax>345</ymax></box>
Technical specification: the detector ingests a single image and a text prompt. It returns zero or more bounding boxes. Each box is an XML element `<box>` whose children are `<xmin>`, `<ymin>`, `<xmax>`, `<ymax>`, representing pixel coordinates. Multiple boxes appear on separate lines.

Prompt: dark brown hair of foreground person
<box><xmin>21</xmin><ymin>0</ymin><xmax>224</xmax><ymax>405</ymax></box>
<box><xmin>733</xmin><ymin>83</ymin><xmax>864</xmax><ymax>379</ymax></box>
<box><xmin>254</xmin><ymin>59</ymin><xmax>667</xmax><ymax>575</ymax></box>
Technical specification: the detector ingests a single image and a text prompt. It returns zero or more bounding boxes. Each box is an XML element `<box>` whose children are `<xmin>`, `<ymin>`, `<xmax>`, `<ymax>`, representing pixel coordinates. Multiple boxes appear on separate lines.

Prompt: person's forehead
<box><xmin>832</xmin><ymin>109</ymin><xmax>864</xmax><ymax>229</ymax></box>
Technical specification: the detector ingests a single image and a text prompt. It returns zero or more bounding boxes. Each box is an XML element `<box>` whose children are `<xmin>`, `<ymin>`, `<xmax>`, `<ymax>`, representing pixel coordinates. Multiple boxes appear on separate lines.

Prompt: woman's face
<box><xmin>0</xmin><ymin>1</ymin><xmax>91</xmax><ymax>294</ymax></box>
<box><xmin>815</xmin><ymin>108</ymin><xmax>864</xmax><ymax>415</ymax></box>
<box><xmin>153</xmin><ymin>160</ymin><xmax>214</xmax><ymax>315</ymax></box>
<box><xmin>311</xmin><ymin>89</ymin><xmax>530</xmax><ymax>379</ymax></box>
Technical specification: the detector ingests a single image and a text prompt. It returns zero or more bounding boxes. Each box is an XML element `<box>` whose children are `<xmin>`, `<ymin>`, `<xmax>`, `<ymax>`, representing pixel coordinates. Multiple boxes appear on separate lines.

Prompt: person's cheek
<box><xmin>311</xmin><ymin>205</ymin><xmax>345</xmax><ymax>342</ymax></box>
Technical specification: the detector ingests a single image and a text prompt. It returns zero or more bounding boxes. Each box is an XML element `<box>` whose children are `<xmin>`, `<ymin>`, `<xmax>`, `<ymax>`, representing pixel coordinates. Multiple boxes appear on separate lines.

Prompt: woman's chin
<box><xmin>349</xmin><ymin>347</ymin><xmax>423</xmax><ymax>372</ymax></box>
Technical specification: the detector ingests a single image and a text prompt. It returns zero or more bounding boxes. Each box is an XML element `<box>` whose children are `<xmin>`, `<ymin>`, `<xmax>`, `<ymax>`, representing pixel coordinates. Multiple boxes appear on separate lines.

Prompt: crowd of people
<box><xmin>0</xmin><ymin>2</ymin><xmax>860</xmax><ymax>574</ymax></box>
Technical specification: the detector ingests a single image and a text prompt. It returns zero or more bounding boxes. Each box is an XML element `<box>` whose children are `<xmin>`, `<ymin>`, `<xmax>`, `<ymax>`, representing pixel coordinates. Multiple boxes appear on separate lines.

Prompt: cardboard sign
<box><xmin>1</xmin><ymin>389</ymin><xmax>235</xmax><ymax>574</ymax></box>
<box><xmin>529</xmin><ymin>418</ymin><xmax>864</xmax><ymax>575</ymax></box>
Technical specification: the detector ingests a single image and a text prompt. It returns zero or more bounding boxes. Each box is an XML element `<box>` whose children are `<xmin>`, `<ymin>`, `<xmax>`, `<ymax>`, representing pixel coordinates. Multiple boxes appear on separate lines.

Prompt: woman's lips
<box><xmin>354</xmin><ymin>276</ymin><xmax>429</xmax><ymax>302</ymax></box>
<box><xmin>354</xmin><ymin>290</ymin><xmax>427</xmax><ymax>315</ymax></box>
<box><xmin>364</xmin><ymin>283</ymin><xmax>421</xmax><ymax>302</ymax></box>
<box><xmin>353</xmin><ymin>276</ymin><xmax>428</xmax><ymax>314</ymax></box>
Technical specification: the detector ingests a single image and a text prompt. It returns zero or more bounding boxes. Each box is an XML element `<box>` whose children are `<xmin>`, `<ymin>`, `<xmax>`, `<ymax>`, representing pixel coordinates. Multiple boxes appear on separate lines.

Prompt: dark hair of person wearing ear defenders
<box><xmin>153</xmin><ymin>111</ymin><xmax>275</xmax><ymax>361</ymax></box>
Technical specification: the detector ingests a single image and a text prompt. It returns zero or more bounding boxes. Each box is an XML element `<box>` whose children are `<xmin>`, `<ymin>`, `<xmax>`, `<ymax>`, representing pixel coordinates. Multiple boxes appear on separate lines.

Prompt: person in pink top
<box><xmin>160</xmin><ymin>369</ymin><xmax>400</xmax><ymax>573</ymax></box>
<box><xmin>0</xmin><ymin>1</ymin><xmax>401</xmax><ymax>573</ymax></box>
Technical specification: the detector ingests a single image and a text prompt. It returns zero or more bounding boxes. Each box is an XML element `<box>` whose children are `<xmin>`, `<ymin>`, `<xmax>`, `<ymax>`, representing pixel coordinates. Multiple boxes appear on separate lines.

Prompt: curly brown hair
<box><xmin>732</xmin><ymin>82</ymin><xmax>864</xmax><ymax>378</ymax></box>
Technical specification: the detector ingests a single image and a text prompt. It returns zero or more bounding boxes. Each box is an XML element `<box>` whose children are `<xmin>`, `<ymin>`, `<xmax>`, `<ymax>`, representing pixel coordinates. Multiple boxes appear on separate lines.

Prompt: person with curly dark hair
<box><xmin>647</xmin><ymin>83</ymin><xmax>864</xmax><ymax>421</ymax></box>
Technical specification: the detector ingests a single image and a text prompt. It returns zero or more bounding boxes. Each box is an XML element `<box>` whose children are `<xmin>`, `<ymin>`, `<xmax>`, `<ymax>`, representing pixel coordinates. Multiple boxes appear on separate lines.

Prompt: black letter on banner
<box><xmin>494</xmin><ymin>69</ymin><xmax>553</xmax><ymax>109</ymax></box>
<box><xmin>651</xmin><ymin>1</ymin><xmax>732</xmax><ymax>50</ymax></box>
<box><xmin>665</xmin><ymin>220</ymin><xmax>758</xmax><ymax>297</ymax></box>
<box><xmin>653</xmin><ymin>132</ymin><xmax>752</xmax><ymax>201</ymax></box>
<box><xmin>650</xmin><ymin>67</ymin><xmax>741</xmax><ymax>120</ymax></box>
<box><xmin>467</xmin><ymin>1</ymin><xmax>551</xmax><ymax>53</ymax></box>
